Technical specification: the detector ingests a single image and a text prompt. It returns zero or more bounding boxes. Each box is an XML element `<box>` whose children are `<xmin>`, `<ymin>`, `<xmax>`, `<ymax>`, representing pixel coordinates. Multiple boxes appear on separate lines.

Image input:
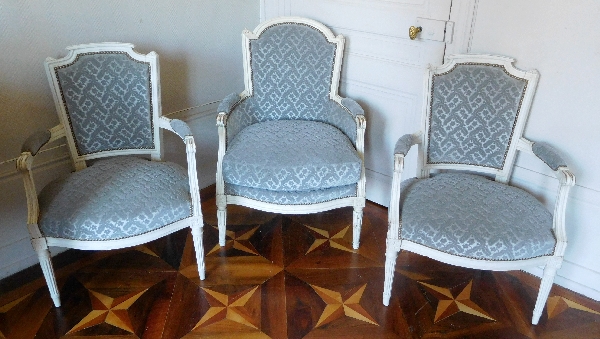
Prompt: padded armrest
<box><xmin>169</xmin><ymin>119</ymin><xmax>193</xmax><ymax>140</ymax></box>
<box><xmin>394</xmin><ymin>134</ymin><xmax>417</xmax><ymax>156</ymax></box>
<box><xmin>21</xmin><ymin>130</ymin><xmax>51</xmax><ymax>156</ymax></box>
<box><xmin>218</xmin><ymin>92</ymin><xmax>241</xmax><ymax>115</ymax></box>
<box><xmin>532</xmin><ymin>142</ymin><xmax>567</xmax><ymax>171</ymax></box>
<box><xmin>341</xmin><ymin>98</ymin><xmax>364</xmax><ymax>117</ymax></box>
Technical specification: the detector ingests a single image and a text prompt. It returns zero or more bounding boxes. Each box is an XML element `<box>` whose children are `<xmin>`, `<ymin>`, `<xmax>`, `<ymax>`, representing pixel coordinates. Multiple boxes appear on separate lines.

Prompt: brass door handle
<box><xmin>409</xmin><ymin>26</ymin><xmax>422</xmax><ymax>40</ymax></box>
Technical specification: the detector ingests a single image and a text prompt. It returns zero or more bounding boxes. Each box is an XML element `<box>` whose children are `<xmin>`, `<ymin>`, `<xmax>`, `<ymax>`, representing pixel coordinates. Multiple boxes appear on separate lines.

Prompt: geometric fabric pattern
<box><xmin>38</xmin><ymin>156</ymin><xmax>191</xmax><ymax>240</ymax></box>
<box><xmin>428</xmin><ymin>64</ymin><xmax>527</xmax><ymax>169</ymax></box>
<box><xmin>1</xmin><ymin>194</ymin><xmax>599</xmax><ymax>338</ymax></box>
<box><xmin>56</xmin><ymin>53</ymin><xmax>154</xmax><ymax>155</ymax></box>
<box><xmin>399</xmin><ymin>173</ymin><xmax>555</xmax><ymax>260</ymax></box>
<box><xmin>226</xmin><ymin>24</ymin><xmax>357</xmax><ymax>144</ymax></box>
<box><xmin>222</xmin><ymin>120</ymin><xmax>362</xmax><ymax>191</ymax></box>
<box><xmin>224</xmin><ymin>182</ymin><xmax>358</xmax><ymax>205</ymax></box>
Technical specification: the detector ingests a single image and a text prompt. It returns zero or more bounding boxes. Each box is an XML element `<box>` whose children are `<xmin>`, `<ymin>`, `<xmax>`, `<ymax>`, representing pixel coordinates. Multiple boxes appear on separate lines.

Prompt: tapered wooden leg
<box><xmin>32</xmin><ymin>239</ymin><xmax>61</xmax><ymax>307</ymax></box>
<box><xmin>190</xmin><ymin>220</ymin><xmax>206</xmax><ymax>280</ymax></box>
<box><xmin>383</xmin><ymin>240</ymin><xmax>400</xmax><ymax>306</ymax></box>
<box><xmin>532</xmin><ymin>258</ymin><xmax>562</xmax><ymax>324</ymax></box>
<box><xmin>216</xmin><ymin>194</ymin><xmax>227</xmax><ymax>247</ymax></box>
<box><xmin>352</xmin><ymin>207</ymin><xmax>363</xmax><ymax>250</ymax></box>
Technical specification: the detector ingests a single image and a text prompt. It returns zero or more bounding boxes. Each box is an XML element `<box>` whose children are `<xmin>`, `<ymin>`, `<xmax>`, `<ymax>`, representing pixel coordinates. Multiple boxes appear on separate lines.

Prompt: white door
<box><xmin>261</xmin><ymin>0</ymin><xmax>473</xmax><ymax>206</ymax></box>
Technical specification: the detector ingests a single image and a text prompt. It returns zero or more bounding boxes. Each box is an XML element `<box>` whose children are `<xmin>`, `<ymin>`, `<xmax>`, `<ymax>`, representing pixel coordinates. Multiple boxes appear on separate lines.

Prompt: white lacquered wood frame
<box><xmin>382</xmin><ymin>54</ymin><xmax>575</xmax><ymax>325</ymax></box>
<box><xmin>216</xmin><ymin>17</ymin><xmax>366</xmax><ymax>249</ymax></box>
<box><xmin>18</xmin><ymin>43</ymin><xmax>206</xmax><ymax>308</ymax></box>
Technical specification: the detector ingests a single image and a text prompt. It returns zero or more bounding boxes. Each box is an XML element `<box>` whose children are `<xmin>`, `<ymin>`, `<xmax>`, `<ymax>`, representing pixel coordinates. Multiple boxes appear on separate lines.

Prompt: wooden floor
<box><xmin>1</xmin><ymin>188</ymin><xmax>600</xmax><ymax>338</ymax></box>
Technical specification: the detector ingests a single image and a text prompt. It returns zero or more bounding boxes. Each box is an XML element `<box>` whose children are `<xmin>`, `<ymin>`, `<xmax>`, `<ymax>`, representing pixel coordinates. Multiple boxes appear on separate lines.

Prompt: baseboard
<box><xmin>525</xmin><ymin>260</ymin><xmax>600</xmax><ymax>302</ymax></box>
<box><xmin>365</xmin><ymin>169</ymin><xmax>392</xmax><ymax>207</ymax></box>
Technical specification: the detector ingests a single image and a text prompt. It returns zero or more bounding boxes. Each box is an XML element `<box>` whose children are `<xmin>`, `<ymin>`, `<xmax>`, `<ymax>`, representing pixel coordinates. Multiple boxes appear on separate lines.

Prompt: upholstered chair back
<box><xmin>46</xmin><ymin>44</ymin><xmax>161</xmax><ymax>165</ymax></box>
<box><xmin>421</xmin><ymin>57</ymin><xmax>538</xmax><ymax>181</ymax></box>
<box><xmin>226</xmin><ymin>22</ymin><xmax>356</xmax><ymax>144</ymax></box>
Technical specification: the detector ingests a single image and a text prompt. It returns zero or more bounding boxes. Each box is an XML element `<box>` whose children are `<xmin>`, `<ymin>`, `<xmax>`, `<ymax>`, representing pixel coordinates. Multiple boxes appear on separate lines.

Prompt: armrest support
<box><xmin>218</xmin><ymin>92</ymin><xmax>242</xmax><ymax>115</ymax></box>
<box><xmin>517</xmin><ymin>138</ymin><xmax>575</xmax><ymax>256</ymax></box>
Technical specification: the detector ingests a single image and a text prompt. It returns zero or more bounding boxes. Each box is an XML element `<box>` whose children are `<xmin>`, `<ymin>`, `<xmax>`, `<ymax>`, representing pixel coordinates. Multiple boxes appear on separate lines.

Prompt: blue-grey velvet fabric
<box><xmin>38</xmin><ymin>157</ymin><xmax>191</xmax><ymax>240</ymax></box>
<box><xmin>218</xmin><ymin>92</ymin><xmax>241</xmax><ymax>114</ymax></box>
<box><xmin>169</xmin><ymin>119</ymin><xmax>192</xmax><ymax>139</ymax></box>
<box><xmin>21</xmin><ymin>130</ymin><xmax>51</xmax><ymax>155</ymax></box>
<box><xmin>341</xmin><ymin>98</ymin><xmax>364</xmax><ymax>116</ymax></box>
<box><xmin>225</xmin><ymin>183</ymin><xmax>357</xmax><ymax>205</ymax></box>
<box><xmin>399</xmin><ymin>173</ymin><xmax>555</xmax><ymax>260</ymax></box>
<box><xmin>532</xmin><ymin>142</ymin><xmax>567</xmax><ymax>171</ymax></box>
<box><xmin>222</xmin><ymin>120</ymin><xmax>362</xmax><ymax>192</ymax></box>
<box><xmin>225</xmin><ymin>23</ymin><xmax>357</xmax><ymax>144</ymax></box>
<box><xmin>428</xmin><ymin>64</ymin><xmax>528</xmax><ymax>169</ymax></box>
<box><xmin>55</xmin><ymin>53</ymin><xmax>154</xmax><ymax>155</ymax></box>
<box><xmin>394</xmin><ymin>134</ymin><xmax>416</xmax><ymax>156</ymax></box>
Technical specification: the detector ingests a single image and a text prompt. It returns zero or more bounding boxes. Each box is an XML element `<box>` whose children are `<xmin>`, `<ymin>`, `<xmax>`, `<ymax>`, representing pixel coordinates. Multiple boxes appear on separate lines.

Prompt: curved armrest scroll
<box><xmin>341</xmin><ymin>98</ymin><xmax>364</xmax><ymax>117</ymax></box>
<box><xmin>394</xmin><ymin>133</ymin><xmax>420</xmax><ymax>156</ymax></box>
<box><xmin>160</xmin><ymin>117</ymin><xmax>193</xmax><ymax>140</ymax></box>
<box><xmin>218</xmin><ymin>92</ymin><xmax>242</xmax><ymax>115</ymax></box>
<box><xmin>22</xmin><ymin>130</ymin><xmax>51</xmax><ymax>156</ymax></box>
<box><xmin>532</xmin><ymin>142</ymin><xmax>568</xmax><ymax>171</ymax></box>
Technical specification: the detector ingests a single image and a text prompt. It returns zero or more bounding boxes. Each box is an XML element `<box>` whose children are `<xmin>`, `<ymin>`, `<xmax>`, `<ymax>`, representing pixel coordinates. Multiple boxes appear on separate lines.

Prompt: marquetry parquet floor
<box><xmin>1</xmin><ymin>188</ymin><xmax>600</xmax><ymax>338</ymax></box>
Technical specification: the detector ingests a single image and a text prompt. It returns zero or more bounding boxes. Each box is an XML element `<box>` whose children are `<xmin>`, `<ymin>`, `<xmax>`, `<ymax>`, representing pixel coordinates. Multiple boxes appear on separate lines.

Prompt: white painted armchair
<box><xmin>216</xmin><ymin>17</ymin><xmax>366</xmax><ymax>248</ymax></box>
<box><xmin>382</xmin><ymin>54</ymin><xmax>575</xmax><ymax>325</ymax></box>
<box><xmin>17</xmin><ymin>43</ymin><xmax>206</xmax><ymax>307</ymax></box>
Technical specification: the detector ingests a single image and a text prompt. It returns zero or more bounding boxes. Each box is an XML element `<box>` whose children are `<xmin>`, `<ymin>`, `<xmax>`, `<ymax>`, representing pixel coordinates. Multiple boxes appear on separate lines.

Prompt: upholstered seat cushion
<box><xmin>399</xmin><ymin>173</ymin><xmax>555</xmax><ymax>260</ymax></box>
<box><xmin>38</xmin><ymin>157</ymin><xmax>191</xmax><ymax>240</ymax></box>
<box><xmin>222</xmin><ymin>120</ymin><xmax>362</xmax><ymax>191</ymax></box>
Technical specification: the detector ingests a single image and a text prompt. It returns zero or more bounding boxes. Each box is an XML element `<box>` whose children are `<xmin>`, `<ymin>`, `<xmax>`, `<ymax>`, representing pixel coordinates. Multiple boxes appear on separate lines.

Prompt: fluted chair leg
<box><xmin>352</xmin><ymin>207</ymin><xmax>363</xmax><ymax>250</ymax></box>
<box><xmin>217</xmin><ymin>210</ymin><xmax>227</xmax><ymax>247</ymax></box>
<box><xmin>532</xmin><ymin>258</ymin><xmax>562</xmax><ymax>324</ymax></box>
<box><xmin>190</xmin><ymin>220</ymin><xmax>206</xmax><ymax>280</ymax></box>
<box><xmin>383</xmin><ymin>242</ymin><xmax>400</xmax><ymax>306</ymax></box>
<box><xmin>33</xmin><ymin>239</ymin><xmax>61</xmax><ymax>307</ymax></box>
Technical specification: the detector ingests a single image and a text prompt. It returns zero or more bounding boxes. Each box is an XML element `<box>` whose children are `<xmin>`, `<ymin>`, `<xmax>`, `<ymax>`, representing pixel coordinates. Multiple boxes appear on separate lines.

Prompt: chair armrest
<box><xmin>159</xmin><ymin>116</ymin><xmax>193</xmax><ymax>140</ymax></box>
<box><xmin>341</xmin><ymin>98</ymin><xmax>364</xmax><ymax>117</ymax></box>
<box><xmin>517</xmin><ymin>138</ymin><xmax>575</xmax><ymax>255</ymax></box>
<box><xmin>218</xmin><ymin>92</ymin><xmax>242</xmax><ymax>115</ymax></box>
<box><xmin>394</xmin><ymin>133</ymin><xmax>419</xmax><ymax>156</ymax></box>
<box><xmin>22</xmin><ymin>130</ymin><xmax>51</xmax><ymax>156</ymax></box>
<box><xmin>532</xmin><ymin>142</ymin><xmax>567</xmax><ymax>171</ymax></box>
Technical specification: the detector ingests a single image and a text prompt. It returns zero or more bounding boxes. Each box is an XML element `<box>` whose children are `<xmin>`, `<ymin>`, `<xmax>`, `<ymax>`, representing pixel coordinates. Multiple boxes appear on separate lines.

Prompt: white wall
<box><xmin>470</xmin><ymin>0</ymin><xmax>600</xmax><ymax>300</ymax></box>
<box><xmin>0</xmin><ymin>1</ymin><xmax>259</xmax><ymax>279</ymax></box>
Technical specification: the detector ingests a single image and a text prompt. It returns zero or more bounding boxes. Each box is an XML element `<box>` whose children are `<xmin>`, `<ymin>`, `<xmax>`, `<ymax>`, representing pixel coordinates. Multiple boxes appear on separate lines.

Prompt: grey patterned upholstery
<box><xmin>394</xmin><ymin>133</ymin><xmax>416</xmax><ymax>156</ymax></box>
<box><xmin>222</xmin><ymin>120</ymin><xmax>361</xmax><ymax>191</ymax></box>
<box><xmin>533</xmin><ymin>142</ymin><xmax>567</xmax><ymax>171</ymax></box>
<box><xmin>226</xmin><ymin>183</ymin><xmax>357</xmax><ymax>205</ymax></box>
<box><xmin>21</xmin><ymin>130</ymin><xmax>51</xmax><ymax>155</ymax></box>
<box><xmin>56</xmin><ymin>53</ymin><xmax>154</xmax><ymax>155</ymax></box>
<box><xmin>428</xmin><ymin>64</ymin><xmax>528</xmax><ymax>169</ymax></box>
<box><xmin>226</xmin><ymin>23</ymin><xmax>357</xmax><ymax>144</ymax></box>
<box><xmin>399</xmin><ymin>173</ymin><xmax>555</xmax><ymax>260</ymax></box>
<box><xmin>38</xmin><ymin>157</ymin><xmax>191</xmax><ymax>241</ymax></box>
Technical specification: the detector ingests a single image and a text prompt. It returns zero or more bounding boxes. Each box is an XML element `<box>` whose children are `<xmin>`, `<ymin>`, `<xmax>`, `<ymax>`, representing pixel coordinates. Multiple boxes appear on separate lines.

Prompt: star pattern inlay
<box><xmin>310</xmin><ymin>283</ymin><xmax>378</xmax><ymax>327</ymax></box>
<box><xmin>305</xmin><ymin>225</ymin><xmax>354</xmax><ymax>254</ymax></box>
<box><xmin>194</xmin><ymin>286</ymin><xmax>261</xmax><ymax>330</ymax></box>
<box><xmin>207</xmin><ymin>226</ymin><xmax>261</xmax><ymax>256</ymax></box>
<box><xmin>67</xmin><ymin>289</ymin><xmax>147</xmax><ymax>334</ymax></box>
<box><xmin>547</xmin><ymin>296</ymin><xmax>600</xmax><ymax>319</ymax></box>
<box><xmin>419</xmin><ymin>280</ymin><xmax>494</xmax><ymax>323</ymax></box>
<box><xmin>0</xmin><ymin>294</ymin><xmax>31</xmax><ymax>338</ymax></box>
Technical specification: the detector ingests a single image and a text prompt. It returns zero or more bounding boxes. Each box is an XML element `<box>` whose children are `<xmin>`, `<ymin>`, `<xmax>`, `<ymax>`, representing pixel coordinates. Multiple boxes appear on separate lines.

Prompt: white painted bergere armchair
<box><xmin>382</xmin><ymin>54</ymin><xmax>575</xmax><ymax>325</ymax></box>
<box><xmin>17</xmin><ymin>43</ymin><xmax>206</xmax><ymax>307</ymax></box>
<box><xmin>216</xmin><ymin>17</ymin><xmax>366</xmax><ymax>248</ymax></box>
